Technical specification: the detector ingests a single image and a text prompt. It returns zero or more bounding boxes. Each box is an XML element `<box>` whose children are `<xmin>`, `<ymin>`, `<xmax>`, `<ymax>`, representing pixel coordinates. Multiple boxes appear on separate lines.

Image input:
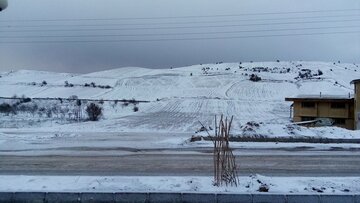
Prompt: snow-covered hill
<box><xmin>1</xmin><ymin>61</ymin><xmax>359</xmax><ymax>136</ymax></box>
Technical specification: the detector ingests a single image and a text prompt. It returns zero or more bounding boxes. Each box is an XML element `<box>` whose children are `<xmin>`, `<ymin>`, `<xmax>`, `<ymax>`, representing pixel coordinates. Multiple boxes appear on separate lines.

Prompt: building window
<box><xmin>333</xmin><ymin>118</ymin><xmax>346</xmax><ymax>125</ymax></box>
<box><xmin>331</xmin><ymin>103</ymin><xmax>346</xmax><ymax>109</ymax></box>
<box><xmin>301</xmin><ymin>117</ymin><xmax>316</xmax><ymax>121</ymax></box>
<box><xmin>301</xmin><ymin>102</ymin><xmax>316</xmax><ymax>108</ymax></box>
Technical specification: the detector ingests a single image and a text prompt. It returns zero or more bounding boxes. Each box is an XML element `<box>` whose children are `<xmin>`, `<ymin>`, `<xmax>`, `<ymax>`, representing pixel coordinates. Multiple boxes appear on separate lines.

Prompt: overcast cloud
<box><xmin>0</xmin><ymin>0</ymin><xmax>359</xmax><ymax>73</ymax></box>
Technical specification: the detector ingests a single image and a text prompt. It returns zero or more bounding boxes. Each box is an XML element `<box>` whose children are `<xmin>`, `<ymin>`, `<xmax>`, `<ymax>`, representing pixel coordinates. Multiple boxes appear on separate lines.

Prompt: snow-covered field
<box><xmin>1</xmin><ymin>175</ymin><xmax>359</xmax><ymax>194</ymax></box>
<box><xmin>0</xmin><ymin>61</ymin><xmax>360</xmax><ymax>157</ymax></box>
<box><xmin>1</xmin><ymin>61</ymin><xmax>360</xmax><ymax>138</ymax></box>
<box><xmin>1</xmin><ymin>61</ymin><xmax>360</xmax><ymax>194</ymax></box>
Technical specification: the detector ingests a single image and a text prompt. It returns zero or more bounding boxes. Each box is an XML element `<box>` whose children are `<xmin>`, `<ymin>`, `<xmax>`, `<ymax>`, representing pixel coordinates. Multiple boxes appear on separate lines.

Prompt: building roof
<box><xmin>350</xmin><ymin>79</ymin><xmax>360</xmax><ymax>84</ymax></box>
<box><xmin>285</xmin><ymin>94</ymin><xmax>354</xmax><ymax>102</ymax></box>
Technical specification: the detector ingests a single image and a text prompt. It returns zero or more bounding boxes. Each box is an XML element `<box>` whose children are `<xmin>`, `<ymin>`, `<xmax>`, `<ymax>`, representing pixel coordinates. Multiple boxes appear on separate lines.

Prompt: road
<box><xmin>1</xmin><ymin>149</ymin><xmax>360</xmax><ymax>176</ymax></box>
<box><xmin>1</xmin><ymin>131</ymin><xmax>360</xmax><ymax>176</ymax></box>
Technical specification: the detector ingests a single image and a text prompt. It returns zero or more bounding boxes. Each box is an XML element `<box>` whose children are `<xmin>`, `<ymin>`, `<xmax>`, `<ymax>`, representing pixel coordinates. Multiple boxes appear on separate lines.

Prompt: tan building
<box><xmin>285</xmin><ymin>79</ymin><xmax>360</xmax><ymax>130</ymax></box>
<box><xmin>351</xmin><ymin>79</ymin><xmax>360</xmax><ymax>130</ymax></box>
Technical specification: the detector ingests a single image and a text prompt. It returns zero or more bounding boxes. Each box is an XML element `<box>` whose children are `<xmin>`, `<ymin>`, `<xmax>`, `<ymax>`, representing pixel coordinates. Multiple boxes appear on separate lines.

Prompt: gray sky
<box><xmin>0</xmin><ymin>0</ymin><xmax>359</xmax><ymax>73</ymax></box>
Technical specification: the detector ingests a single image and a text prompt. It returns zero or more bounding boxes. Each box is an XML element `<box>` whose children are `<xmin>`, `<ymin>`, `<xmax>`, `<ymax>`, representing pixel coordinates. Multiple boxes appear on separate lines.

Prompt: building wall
<box><xmin>293</xmin><ymin>102</ymin><xmax>316</xmax><ymax>117</ymax></box>
<box><xmin>293</xmin><ymin>101</ymin><xmax>352</xmax><ymax>118</ymax></box>
<box><xmin>292</xmin><ymin>101</ymin><xmax>354</xmax><ymax>130</ymax></box>
<box><xmin>345</xmin><ymin>119</ymin><xmax>354</xmax><ymax>130</ymax></box>
<box><xmin>293</xmin><ymin>116</ymin><xmax>302</xmax><ymax>122</ymax></box>
<box><xmin>354</xmin><ymin>83</ymin><xmax>360</xmax><ymax>130</ymax></box>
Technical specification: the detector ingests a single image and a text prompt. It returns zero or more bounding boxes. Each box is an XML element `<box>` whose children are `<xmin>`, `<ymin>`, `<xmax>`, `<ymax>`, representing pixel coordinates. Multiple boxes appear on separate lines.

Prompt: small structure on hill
<box><xmin>285</xmin><ymin>80</ymin><xmax>360</xmax><ymax>130</ymax></box>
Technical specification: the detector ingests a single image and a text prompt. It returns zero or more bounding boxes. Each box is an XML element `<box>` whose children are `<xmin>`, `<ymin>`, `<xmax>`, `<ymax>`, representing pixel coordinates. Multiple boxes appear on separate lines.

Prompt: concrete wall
<box><xmin>0</xmin><ymin>192</ymin><xmax>359</xmax><ymax>203</ymax></box>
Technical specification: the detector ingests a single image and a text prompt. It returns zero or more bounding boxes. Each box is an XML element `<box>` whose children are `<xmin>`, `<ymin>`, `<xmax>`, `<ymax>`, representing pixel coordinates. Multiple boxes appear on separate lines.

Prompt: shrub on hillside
<box><xmin>76</xmin><ymin>99</ymin><xmax>82</xmax><ymax>106</ymax></box>
<box><xmin>21</xmin><ymin>97</ymin><xmax>31</xmax><ymax>103</ymax></box>
<box><xmin>133</xmin><ymin>106</ymin><xmax>139</xmax><ymax>112</ymax></box>
<box><xmin>249</xmin><ymin>74</ymin><xmax>261</xmax><ymax>82</ymax></box>
<box><xmin>86</xmin><ymin>103</ymin><xmax>102</xmax><ymax>121</ymax></box>
<box><xmin>0</xmin><ymin>103</ymin><xmax>15</xmax><ymax>115</ymax></box>
<box><xmin>68</xmin><ymin>95</ymin><xmax>78</xmax><ymax>100</ymax></box>
<box><xmin>64</xmin><ymin>81</ymin><xmax>74</xmax><ymax>87</ymax></box>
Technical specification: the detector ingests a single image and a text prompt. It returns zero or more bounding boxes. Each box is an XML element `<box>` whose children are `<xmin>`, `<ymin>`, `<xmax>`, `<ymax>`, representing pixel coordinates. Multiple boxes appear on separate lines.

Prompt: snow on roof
<box><xmin>285</xmin><ymin>94</ymin><xmax>354</xmax><ymax>102</ymax></box>
<box><xmin>294</xmin><ymin>94</ymin><xmax>353</xmax><ymax>99</ymax></box>
<box><xmin>350</xmin><ymin>79</ymin><xmax>360</xmax><ymax>84</ymax></box>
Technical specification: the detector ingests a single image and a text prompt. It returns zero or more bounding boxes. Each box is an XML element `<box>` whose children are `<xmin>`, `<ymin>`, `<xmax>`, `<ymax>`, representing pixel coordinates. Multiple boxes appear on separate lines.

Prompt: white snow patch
<box><xmin>0</xmin><ymin>175</ymin><xmax>359</xmax><ymax>194</ymax></box>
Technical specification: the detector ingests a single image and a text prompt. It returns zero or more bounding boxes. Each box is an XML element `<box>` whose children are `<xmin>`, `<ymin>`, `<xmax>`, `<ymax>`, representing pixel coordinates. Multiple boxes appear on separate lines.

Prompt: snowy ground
<box><xmin>1</xmin><ymin>61</ymin><xmax>360</xmax><ymax>158</ymax></box>
<box><xmin>0</xmin><ymin>130</ymin><xmax>359</xmax><ymax>156</ymax></box>
<box><xmin>1</xmin><ymin>61</ymin><xmax>360</xmax><ymax>137</ymax></box>
<box><xmin>1</xmin><ymin>175</ymin><xmax>359</xmax><ymax>194</ymax></box>
<box><xmin>1</xmin><ymin>62</ymin><xmax>360</xmax><ymax>193</ymax></box>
